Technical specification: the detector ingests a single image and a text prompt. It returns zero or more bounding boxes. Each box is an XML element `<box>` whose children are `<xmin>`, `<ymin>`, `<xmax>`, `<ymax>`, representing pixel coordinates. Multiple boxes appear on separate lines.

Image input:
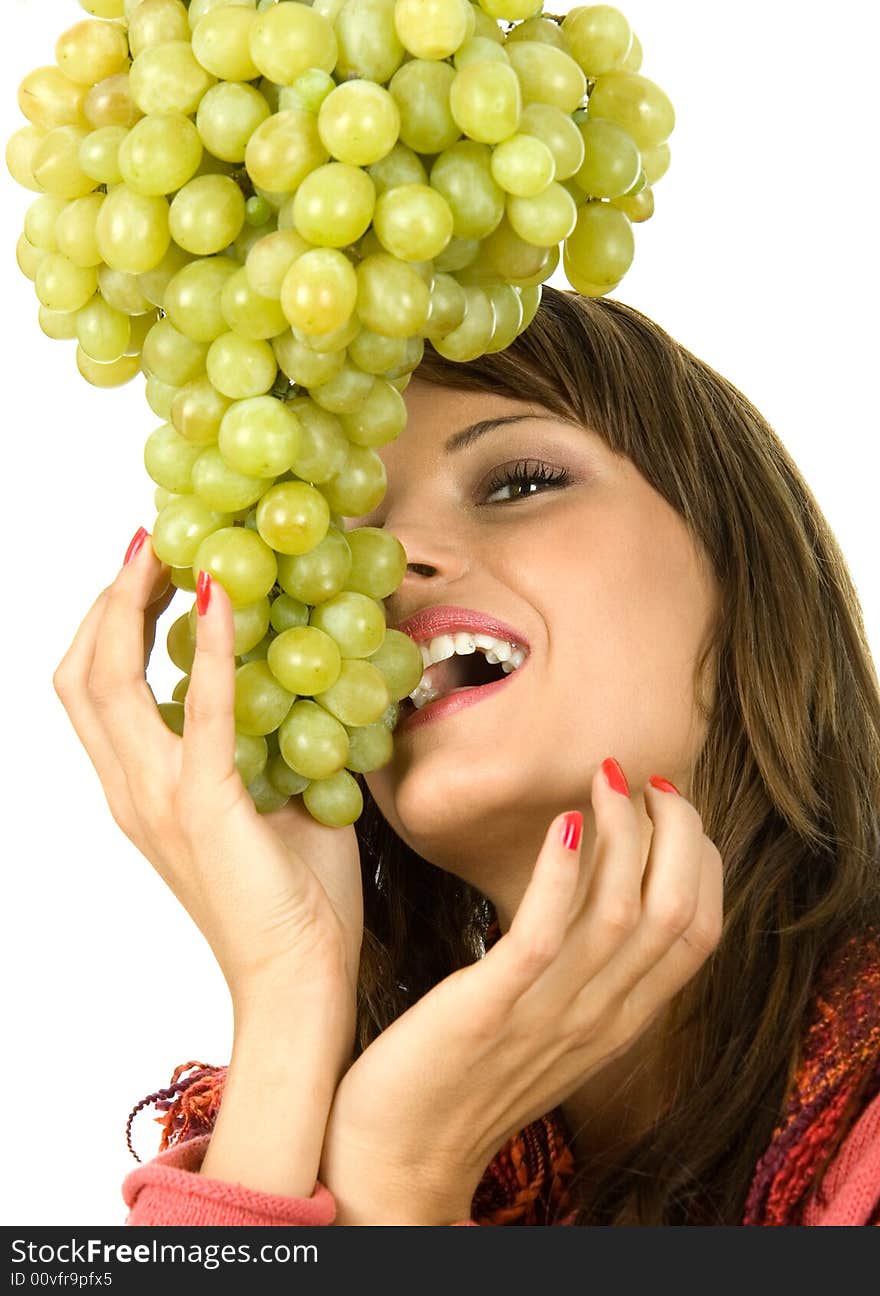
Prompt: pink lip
<box><xmin>399</xmin><ymin>669</ymin><xmax>525</xmax><ymax>733</ymax></box>
<box><xmin>393</xmin><ymin>605</ymin><xmax>530</xmax><ymax>650</ymax></box>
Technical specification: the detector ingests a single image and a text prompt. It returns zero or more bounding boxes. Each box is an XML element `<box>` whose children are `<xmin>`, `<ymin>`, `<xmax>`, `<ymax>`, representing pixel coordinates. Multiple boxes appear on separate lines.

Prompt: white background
<box><xmin>1</xmin><ymin>0</ymin><xmax>878</xmax><ymax>1225</ymax></box>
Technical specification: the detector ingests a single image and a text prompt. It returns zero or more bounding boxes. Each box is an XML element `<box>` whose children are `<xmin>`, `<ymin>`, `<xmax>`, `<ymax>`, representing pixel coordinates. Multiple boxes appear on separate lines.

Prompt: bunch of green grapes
<box><xmin>7</xmin><ymin>0</ymin><xmax>674</xmax><ymax>826</ymax></box>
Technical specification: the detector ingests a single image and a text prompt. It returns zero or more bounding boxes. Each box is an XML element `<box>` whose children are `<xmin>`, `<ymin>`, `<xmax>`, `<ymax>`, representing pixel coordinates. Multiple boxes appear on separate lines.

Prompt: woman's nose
<box><xmin>384</xmin><ymin>523</ymin><xmax>471</xmax><ymax>587</ymax></box>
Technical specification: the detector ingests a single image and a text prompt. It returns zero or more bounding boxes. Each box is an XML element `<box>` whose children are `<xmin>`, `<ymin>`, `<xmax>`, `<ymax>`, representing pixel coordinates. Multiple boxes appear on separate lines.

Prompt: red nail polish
<box><xmin>196</xmin><ymin>570</ymin><xmax>212</xmax><ymax>617</ymax></box>
<box><xmin>560</xmin><ymin>811</ymin><xmax>583</xmax><ymax>851</ymax></box>
<box><xmin>602</xmin><ymin>756</ymin><xmax>629</xmax><ymax>796</ymax></box>
<box><xmin>124</xmin><ymin>527</ymin><xmax>148</xmax><ymax>566</ymax></box>
<box><xmin>648</xmin><ymin>775</ymin><xmax>680</xmax><ymax>795</ymax></box>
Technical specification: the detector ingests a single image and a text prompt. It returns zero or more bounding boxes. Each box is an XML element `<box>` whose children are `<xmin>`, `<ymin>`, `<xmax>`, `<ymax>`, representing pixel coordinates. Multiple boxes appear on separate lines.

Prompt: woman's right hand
<box><xmin>52</xmin><ymin>529</ymin><xmax>365</xmax><ymax>1027</ymax></box>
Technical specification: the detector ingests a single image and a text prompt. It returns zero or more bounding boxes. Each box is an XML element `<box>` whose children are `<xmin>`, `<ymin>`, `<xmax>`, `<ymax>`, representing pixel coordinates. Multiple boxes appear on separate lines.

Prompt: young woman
<box><xmin>54</xmin><ymin>288</ymin><xmax>880</xmax><ymax>1226</ymax></box>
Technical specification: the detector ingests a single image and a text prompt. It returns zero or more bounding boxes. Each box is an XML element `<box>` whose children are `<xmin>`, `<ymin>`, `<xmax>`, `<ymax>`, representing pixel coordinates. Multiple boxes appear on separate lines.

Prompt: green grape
<box><xmin>295</xmin><ymin>315</ymin><xmax>362</xmax><ymax>354</ymax></box>
<box><xmin>56</xmin><ymin>18</ymin><xmax>130</xmax><ymax>85</ymax></box>
<box><xmin>126</xmin><ymin>310</ymin><xmax>159</xmax><ymax>356</ymax></box>
<box><xmin>505</xmin><ymin>41</ymin><xmax>586</xmax><ymax>114</ymax></box>
<box><xmin>365</xmin><ymin>627</ymin><xmax>424</xmax><ymax>700</ymax></box>
<box><xmin>234</xmin><ymin>660</ymin><xmax>296</xmax><ymax>736</ymax></box>
<box><xmin>247</xmin><ymin>765</ymin><xmax>290</xmax><ymax>811</ymax></box>
<box><xmin>519</xmin><ymin>281</ymin><xmax>542</xmax><ymax>328</ymax></box>
<box><xmin>206</xmin><ymin>333</ymin><xmax>278</xmax><ymax>399</ymax></box>
<box><xmin>195</xmin><ymin>83</ymin><xmax>270</xmax><ymax>164</ymax></box>
<box><xmin>302</xmin><ymin>769</ymin><xmax>363</xmax><ymax>828</ymax></box>
<box><xmin>6</xmin><ymin>126</ymin><xmax>48</xmax><ymax>192</ymax></box>
<box><xmin>33</xmin><ymin>126</ymin><xmax>97</xmax><ymax>198</ymax></box>
<box><xmin>373</xmin><ymin>184</ymin><xmax>454</xmax><ymax>261</ymax></box>
<box><xmin>188</xmin><ymin>594</ymin><xmax>271</xmax><ymax>656</ymax></box>
<box><xmin>80</xmin><ymin>1</ymin><xmax>127</xmax><ymax>18</ymax></box>
<box><xmin>277</xmin><ymin>699</ymin><xmax>349</xmax><ymax>783</ymax></box>
<box><xmin>425</xmin><ymin>271</ymin><xmax>467</xmax><ymax>339</ymax></box>
<box><xmin>192</xmin><ymin>6</ymin><xmax>259</xmax><ymax>80</ymax></box>
<box><xmin>562</xmin><ymin>5</ymin><xmax>633</xmax><ymax>77</ymax></box>
<box><xmin>309</xmin><ymin>590</ymin><xmax>386</xmax><ymax>659</ymax></box>
<box><xmin>343</xmin><ymin>721</ymin><xmax>393</xmax><ymax>773</ymax></box>
<box><xmin>347</xmin><ymin>329</ymin><xmax>407</xmax><ymax>376</ymax></box>
<box><xmin>394</xmin><ymin>0</ymin><xmax>470</xmax><ymax>59</ymax></box>
<box><xmin>479</xmin><ymin>0</ymin><xmax>542</xmax><ymax>17</ymax></box>
<box><xmin>292</xmin><ymin>163</ymin><xmax>376</xmax><ymax>248</ymax></box>
<box><xmin>356</xmin><ymin>253</ymin><xmax>430</xmax><ymax>338</ymax></box>
<box><xmin>167</xmin><ymin>611</ymin><xmax>195</xmax><ymax>673</ymax></box>
<box><xmin>172</xmin><ymin>674</ymin><xmax>190</xmax><ymax>703</ymax></box>
<box><xmin>24</xmin><ymin>195</ymin><xmax>66</xmax><ymax>250</ymax></box>
<box><xmin>385</xmin><ymin>334</ymin><xmax>424</xmax><ymax>378</ymax></box>
<box><xmin>280</xmin><ymin>69</ymin><xmax>336</xmax><ymax>115</ymax></box>
<box><xmin>368</xmin><ymin>142</ymin><xmax>427</xmax><ymax>194</ymax></box>
<box><xmin>505</xmin><ymin>15</ymin><xmax>566</xmax><ymax>47</ymax></box>
<box><xmin>130</xmin><ymin>40</ymin><xmax>216</xmax><ymax>116</ymax></box>
<box><xmin>136</xmin><ymin>241</ymin><xmax>193</xmax><ymax>308</ymax></box>
<box><xmin>127</xmin><ymin>0</ymin><xmax>190</xmax><ymax>58</ymax></box>
<box><xmin>449</xmin><ymin>61</ymin><xmax>521</xmax><ymax>144</ymax></box>
<box><xmin>244</xmin><ymin>109</ymin><xmax>328</xmax><ymax>194</ymax></box>
<box><xmin>507</xmin><ymin>240</ymin><xmax>558</xmax><ymax>288</ymax></box>
<box><xmin>153</xmin><ymin>494</ymin><xmax>230</xmax><ymax>567</ymax></box>
<box><xmin>623</xmin><ymin>30</ymin><xmax>643</xmax><ymax>72</ymax></box>
<box><xmin>188</xmin><ymin>0</ymin><xmax>256</xmax><ymax>30</ymax></box>
<box><xmin>429</xmin><ymin>141</ymin><xmax>505</xmax><ymax>239</ymax></box>
<box><xmin>76</xmin><ymin>294</ymin><xmax>131</xmax><ymax>362</ymax></box>
<box><xmin>270</xmin><ymin>593</ymin><xmax>311</xmax><ymax>633</ymax></box>
<box><xmin>484</xmin><ymin>280</ymin><xmax>524</xmax><ymax>351</ymax></box>
<box><xmin>314</xmin><ymin>659</ymin><xmax>389</xmax><ymax>727</ymax></box>
<box><xmin>318</xmin><ymin>448</ymin><xmax>386</xmax><ymax>518</ymax></box>
<box><xmin>143</xmin><ymin>317</ymin><xmax>209</xmax><ymax>386</ymax></box>
<box><xmin>454</xmin><ymin>36</ymin><xmax>510</xmax><ymax>69</ymax></box>
<box><xmin>145</xmin><ymin>373</ymin><xmax>179</xmax><ymax>419</ymax></box>
<box><xmin>388</xmin><ymin>60</ymin><xmax>459</xmax><ymax>156</ymax></box>
<box><xmin>317</xmin><ymin>82</ymin><xmax>400</xmax><ymax>167</ymax></box>
<box><xmin>431</xmin><ymin>284</ymin><xmax>495</xmax><ymax>361</ymax></box>
<box><xmin>171</xmin><ymin>376</ymin><xmax>231</xmax><ymax>443</ymax></box>
<box><xmin>169</xmin><ymin>175</ymin><xmax>246</xmax><ymax>256</ymax></box>
<box><xmin>276</xmin><ymin>525</ymin><xmax>352</xmax><ymax>604</ymax></box>
<box><xmin>192</xmin><ymin>446</ymin><xmax>274</xmax><ymax>511</ymax></box>
<box><xmin>274</xmin><ymin>332</ymin><xmax>345</xmax><ymax>388</ymax></box>
<box><xmin>164</xmin><ymin>256</ymin><xmax>239</xmax><ymax>343</ymax></box>
<box><xmin>76</xmin><ymin>348</ymin><xmax>142</xmax><ymax>387</ymax></box>
<box><xmin>256</xmin><ymin>480</ymin><xmax>330</xmax><ymax>555</ymax></box>
<box><xmin>194</xmin><ymin>525</ymin><xmax>278</xmax><ymax>608</ymax></box>
<box><xmin>507</xmin><ymin>182</ymin><xmax>577</xmax><ymax>246</ymax></box>
<box><xmin>266</xmin><ymin>754</ymin><xmax>310</xmax><ymax>798</ymax></box>
<box><xmin>280</xmin><ymin>248</ymin><xmax>358</xmax><ymax>337</ymax></box>
<box><xmin>159</xmin><ymin>701</ymin><xmax>185</xmax><ymax>736</ymax></box>
<box><xmin>240</xmin><ymin>638</ymin><xmax>272</xmax><ymax>664</ymax></box>
<box><xmin>518</xmin><ymin>102</ymin><xmax>585</xmax><ymax>181</ymax></box>
<box><xmin>17</xmin><ymin>66</ymin><xmax>88</xmax><ymax>132</ymax></box>
<box><xmin>55</xmin><ymin>194</ymin><xmax>104</xmax><ymax>267</ymax></box>
<box><xmin>611</xmin><ymin>184</ymin><xmax>654</xmax><ymax>223</ymax></box>
<box><xmin>236</xmin><ymin>731</ymin><xmax>269</xmax><ymax>787</ymax></box>
<box><xmin>267</xmin><ymin>625</ymin><xmax>342</xmax><ymax>695</ymax></box>
<box><xmin>586</xmin><ymin>71</ymin><xmax>675</xmax><ymax>151</ymax></box>
<box><xmin>310</xmin><ymin>362</ymin><xmax>375</xmax><ymax>415</ymax></box>
<box><xmin>490</xmin><ymin>133</ymin><xmax>555</xmax><ymax>197</ymax></box>
<box><xmin>565</xmin><ymin>198</ymin><xmax>635</xmax><ymax>286</ymax></box>
<box><xmin>287</xmin><ymin>397</ymin><xmax>350</xmax><ymax>483</ymax></box>
<box><xmin>118</xmin><ymin>113</ymin><xmax>202</xmax><ymax>197</ymax></box>
<box><xmin>339</xmin><ymin>380</ymin><xmax>407</xmax><ymax>448</ymax></box>
<box><xmin>335</xmin><ymin>0</ymin><xmax>404</xmax><ymax>83</ymax></box>
<box><xmin>575</xmin><ymin>118</ymin><xmax>640</xmax><ymax>200</ymax></box>
<box><xmin>221</xmin><ymin>268</ymin><xmax>288</xmax><ymax>340</ymax></box>
<box><xmin>38</xmin><ymin>306</ymin><xmax>79</xmax><ymax>340</ymax></box>
<box><xmin>95</xmin><ymin>186</ymin><xmax>171</xmax><ymax>274</ymax></box>
<box><xmin>246</xmin><ymin>229</ymin><xmax>311</xmax><ymax>300</ymax></box>
<box><xmin>641</xmin><ymin>141</ymin><xmax>671</xmax><ymax>186</ymax></box>
<box><xmin>144</xmin><ymin>422</ymin><xmax>203</xmax><ymax>492</ymax></box>
<box><xmin>483</xmin><ymin>215</ymin><xmax>551</xmax><ymax>279</ymax></box>
<box><xmin>78</xmin><ymin>124</ymin><xmax>127</xmax><ymax>185</ymax></box>
<box><xmin>35</xmin><ymin>253</ymin><xmax>97</xmax><ymax>313</ymax></box>
<box><xmin>249</xmin><ymin>2</ymin><xmax>338</xmax><ymax>84</ymax></box>
<box><xmin>218</xmin><ymin>396</ymin><xmax>301</xmax><ymax>478</ymax></box>
<box><xmin>83</xmin><ymin>72</ymin><xmax>141</xmax><ymax>130</ymax></box>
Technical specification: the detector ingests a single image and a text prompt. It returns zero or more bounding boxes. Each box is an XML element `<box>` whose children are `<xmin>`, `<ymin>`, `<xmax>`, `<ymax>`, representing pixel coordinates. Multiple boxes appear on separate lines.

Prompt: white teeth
<box><xmin>419</xmin><ymin>643</ymin><xmax>432</xmax><ymax>669</ymax></box>
<box><xmin>426</xmin><ymin>633</ymin><xmax>456</xmax><ymax>663</ymax></box>
<box><xmin>473</xmin><ymin>633</ymin><xmax>497</xmax><ymax>650</ymax></box>
<box><xmin>485</xmin><ymin>641</ymin><xmax>512</xmax><ymax>664</ymax></box>
<box><xmin>453</xmin><ymin>632</ymin><xmax>477</xmax><ymax>654</ymax></box>
<box><xmin>406</xmin><ymin>629</ymin><xmax>530</xmax><ymax>709</ymax></box>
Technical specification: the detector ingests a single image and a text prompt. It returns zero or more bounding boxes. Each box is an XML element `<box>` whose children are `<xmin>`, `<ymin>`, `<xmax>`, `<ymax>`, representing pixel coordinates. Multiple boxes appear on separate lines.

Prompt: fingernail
<box><xmin>560</xmin><ymin>811</ymin><xmax>583</xmax><ymax>851</ymax></box>
<box><xmin>196</xmin><ymin>570</ymin><xmax>212</xmax><ymax>617</ymax></box>
<box><xmin>648</xmin><ymin>775</ymin><xmax>680</xmax><ymax>795</ymax></box>
<box><xmin>124</xmin><ymin>527</ymin><xmax>148</xmax><ymax>566</ymax></box>
<box><xmin>602</xmin><ymin>756</ymin><xmax>629</xmax><ymax>796</ymax></box>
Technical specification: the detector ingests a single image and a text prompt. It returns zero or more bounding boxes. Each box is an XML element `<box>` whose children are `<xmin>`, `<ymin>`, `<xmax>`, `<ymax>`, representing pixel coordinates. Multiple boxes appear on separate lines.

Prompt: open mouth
<box><xmin>398</xmin><ymin>650</ymin><xmax>511</xmax><ymax>719</ymax></box>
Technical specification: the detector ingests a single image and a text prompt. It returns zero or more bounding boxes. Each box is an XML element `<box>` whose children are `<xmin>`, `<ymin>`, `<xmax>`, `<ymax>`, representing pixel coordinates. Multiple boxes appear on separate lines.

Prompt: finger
<box><xmin>618</xmin><ymin>833</ymin><xmax>724</xmax><ymax>1028</ymax></box>
<box><xmin>576</xmin><ymin>758</ymin><xmax>645</xmax><ymax>957</ymax></box>
<box><xmin>87</xmin><ymin>531</ymin><xmax>177</xmax><ymax>778</ymax></box>
<box><xmin>480</xmin><ymin>809</ymin><xmax>584</xmax><ymax>1003</ymax></box>
<box><xmin>179</xmin><ymin>571</ymin><xmax>241</xmax><ymax>811</ymax></box>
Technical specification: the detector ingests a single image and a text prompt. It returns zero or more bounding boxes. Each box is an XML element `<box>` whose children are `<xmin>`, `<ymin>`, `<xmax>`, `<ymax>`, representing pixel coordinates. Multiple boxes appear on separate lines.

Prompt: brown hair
<box><xmin>351</xmin><ymin>286</ymin><xmax>880</xmax><ymax>1224</ymax></box>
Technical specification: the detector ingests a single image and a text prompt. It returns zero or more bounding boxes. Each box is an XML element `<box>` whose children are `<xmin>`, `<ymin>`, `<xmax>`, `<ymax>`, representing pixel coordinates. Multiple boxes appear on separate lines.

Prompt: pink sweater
<box><xmin>122</xmin><ymin>1085</ymin><xmax>880</xmax><ymax>1226</ymax></box>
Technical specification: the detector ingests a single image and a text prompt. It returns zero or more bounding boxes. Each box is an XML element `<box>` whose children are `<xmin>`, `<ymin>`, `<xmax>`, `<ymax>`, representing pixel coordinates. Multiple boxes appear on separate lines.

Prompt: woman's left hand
<box><xmin>318</xmin><ymin>759</ymin><xmax>724</xmax><ymax>1225</ymax></box>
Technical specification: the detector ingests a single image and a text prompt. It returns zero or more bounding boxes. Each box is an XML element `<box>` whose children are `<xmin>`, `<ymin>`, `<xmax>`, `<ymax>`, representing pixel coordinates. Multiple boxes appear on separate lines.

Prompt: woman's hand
<box><xmin>52</xmin><ymin>530</ymin><xmax>364</xmax><ymax>1025</ymax></box>
<box><xmin>317</xmin><ymin>761</ymin><xmax>724</xmax><ymax>1224</ymax></box>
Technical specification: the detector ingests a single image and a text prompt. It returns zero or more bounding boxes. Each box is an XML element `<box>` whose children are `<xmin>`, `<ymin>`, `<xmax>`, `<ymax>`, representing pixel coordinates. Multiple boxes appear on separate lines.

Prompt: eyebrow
<box><xmin>444</xmin><ymin>414</ymin><xmax>549</xmax><ymax>455</ymax></box>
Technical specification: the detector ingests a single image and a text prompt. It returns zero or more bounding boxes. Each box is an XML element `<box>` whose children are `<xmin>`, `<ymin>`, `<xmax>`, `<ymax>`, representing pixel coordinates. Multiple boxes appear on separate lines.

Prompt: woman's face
<box><xmin>347</xmin><ymin>377</ymin><xmax>720</xmax><ymax>926</ymax></box>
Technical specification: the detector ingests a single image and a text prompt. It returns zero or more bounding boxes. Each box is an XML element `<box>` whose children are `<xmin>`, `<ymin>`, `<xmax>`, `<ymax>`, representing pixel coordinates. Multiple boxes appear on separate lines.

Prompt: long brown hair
<box><xmin>351</xmin><ymin>286</ymin><xmax>880</xmax><ymax>1224</ymax></box>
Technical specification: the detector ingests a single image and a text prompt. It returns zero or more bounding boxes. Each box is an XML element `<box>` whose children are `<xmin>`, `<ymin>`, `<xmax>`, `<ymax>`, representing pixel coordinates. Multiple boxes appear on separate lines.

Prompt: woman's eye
<box><xmin>483</xmin><ymin>461</ymin><xmax>571</xmax><ymax>505</ymax></box>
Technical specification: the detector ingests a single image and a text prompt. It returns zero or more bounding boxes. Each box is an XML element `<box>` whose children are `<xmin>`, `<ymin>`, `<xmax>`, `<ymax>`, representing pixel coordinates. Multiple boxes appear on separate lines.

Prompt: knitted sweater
<box><xmin>122</xmin><ymin>923</ymin><xmax>880</xmax><ymax>1227</ymax></box>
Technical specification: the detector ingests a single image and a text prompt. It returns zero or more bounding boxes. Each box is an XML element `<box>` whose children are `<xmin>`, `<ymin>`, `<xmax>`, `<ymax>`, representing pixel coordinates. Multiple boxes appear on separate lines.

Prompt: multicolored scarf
<box><xmin>126</xmin><ymin>921</ymin><xmax>880</xmax><ymax>1226</ymax></box>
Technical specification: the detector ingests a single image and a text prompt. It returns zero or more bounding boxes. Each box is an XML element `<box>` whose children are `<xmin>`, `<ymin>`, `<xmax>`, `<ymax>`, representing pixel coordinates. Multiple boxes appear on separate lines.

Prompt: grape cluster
<box><xmin>7</xmin><ymin>0</ymin><xmax>674</xmax><ymax>826</ymax></box>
